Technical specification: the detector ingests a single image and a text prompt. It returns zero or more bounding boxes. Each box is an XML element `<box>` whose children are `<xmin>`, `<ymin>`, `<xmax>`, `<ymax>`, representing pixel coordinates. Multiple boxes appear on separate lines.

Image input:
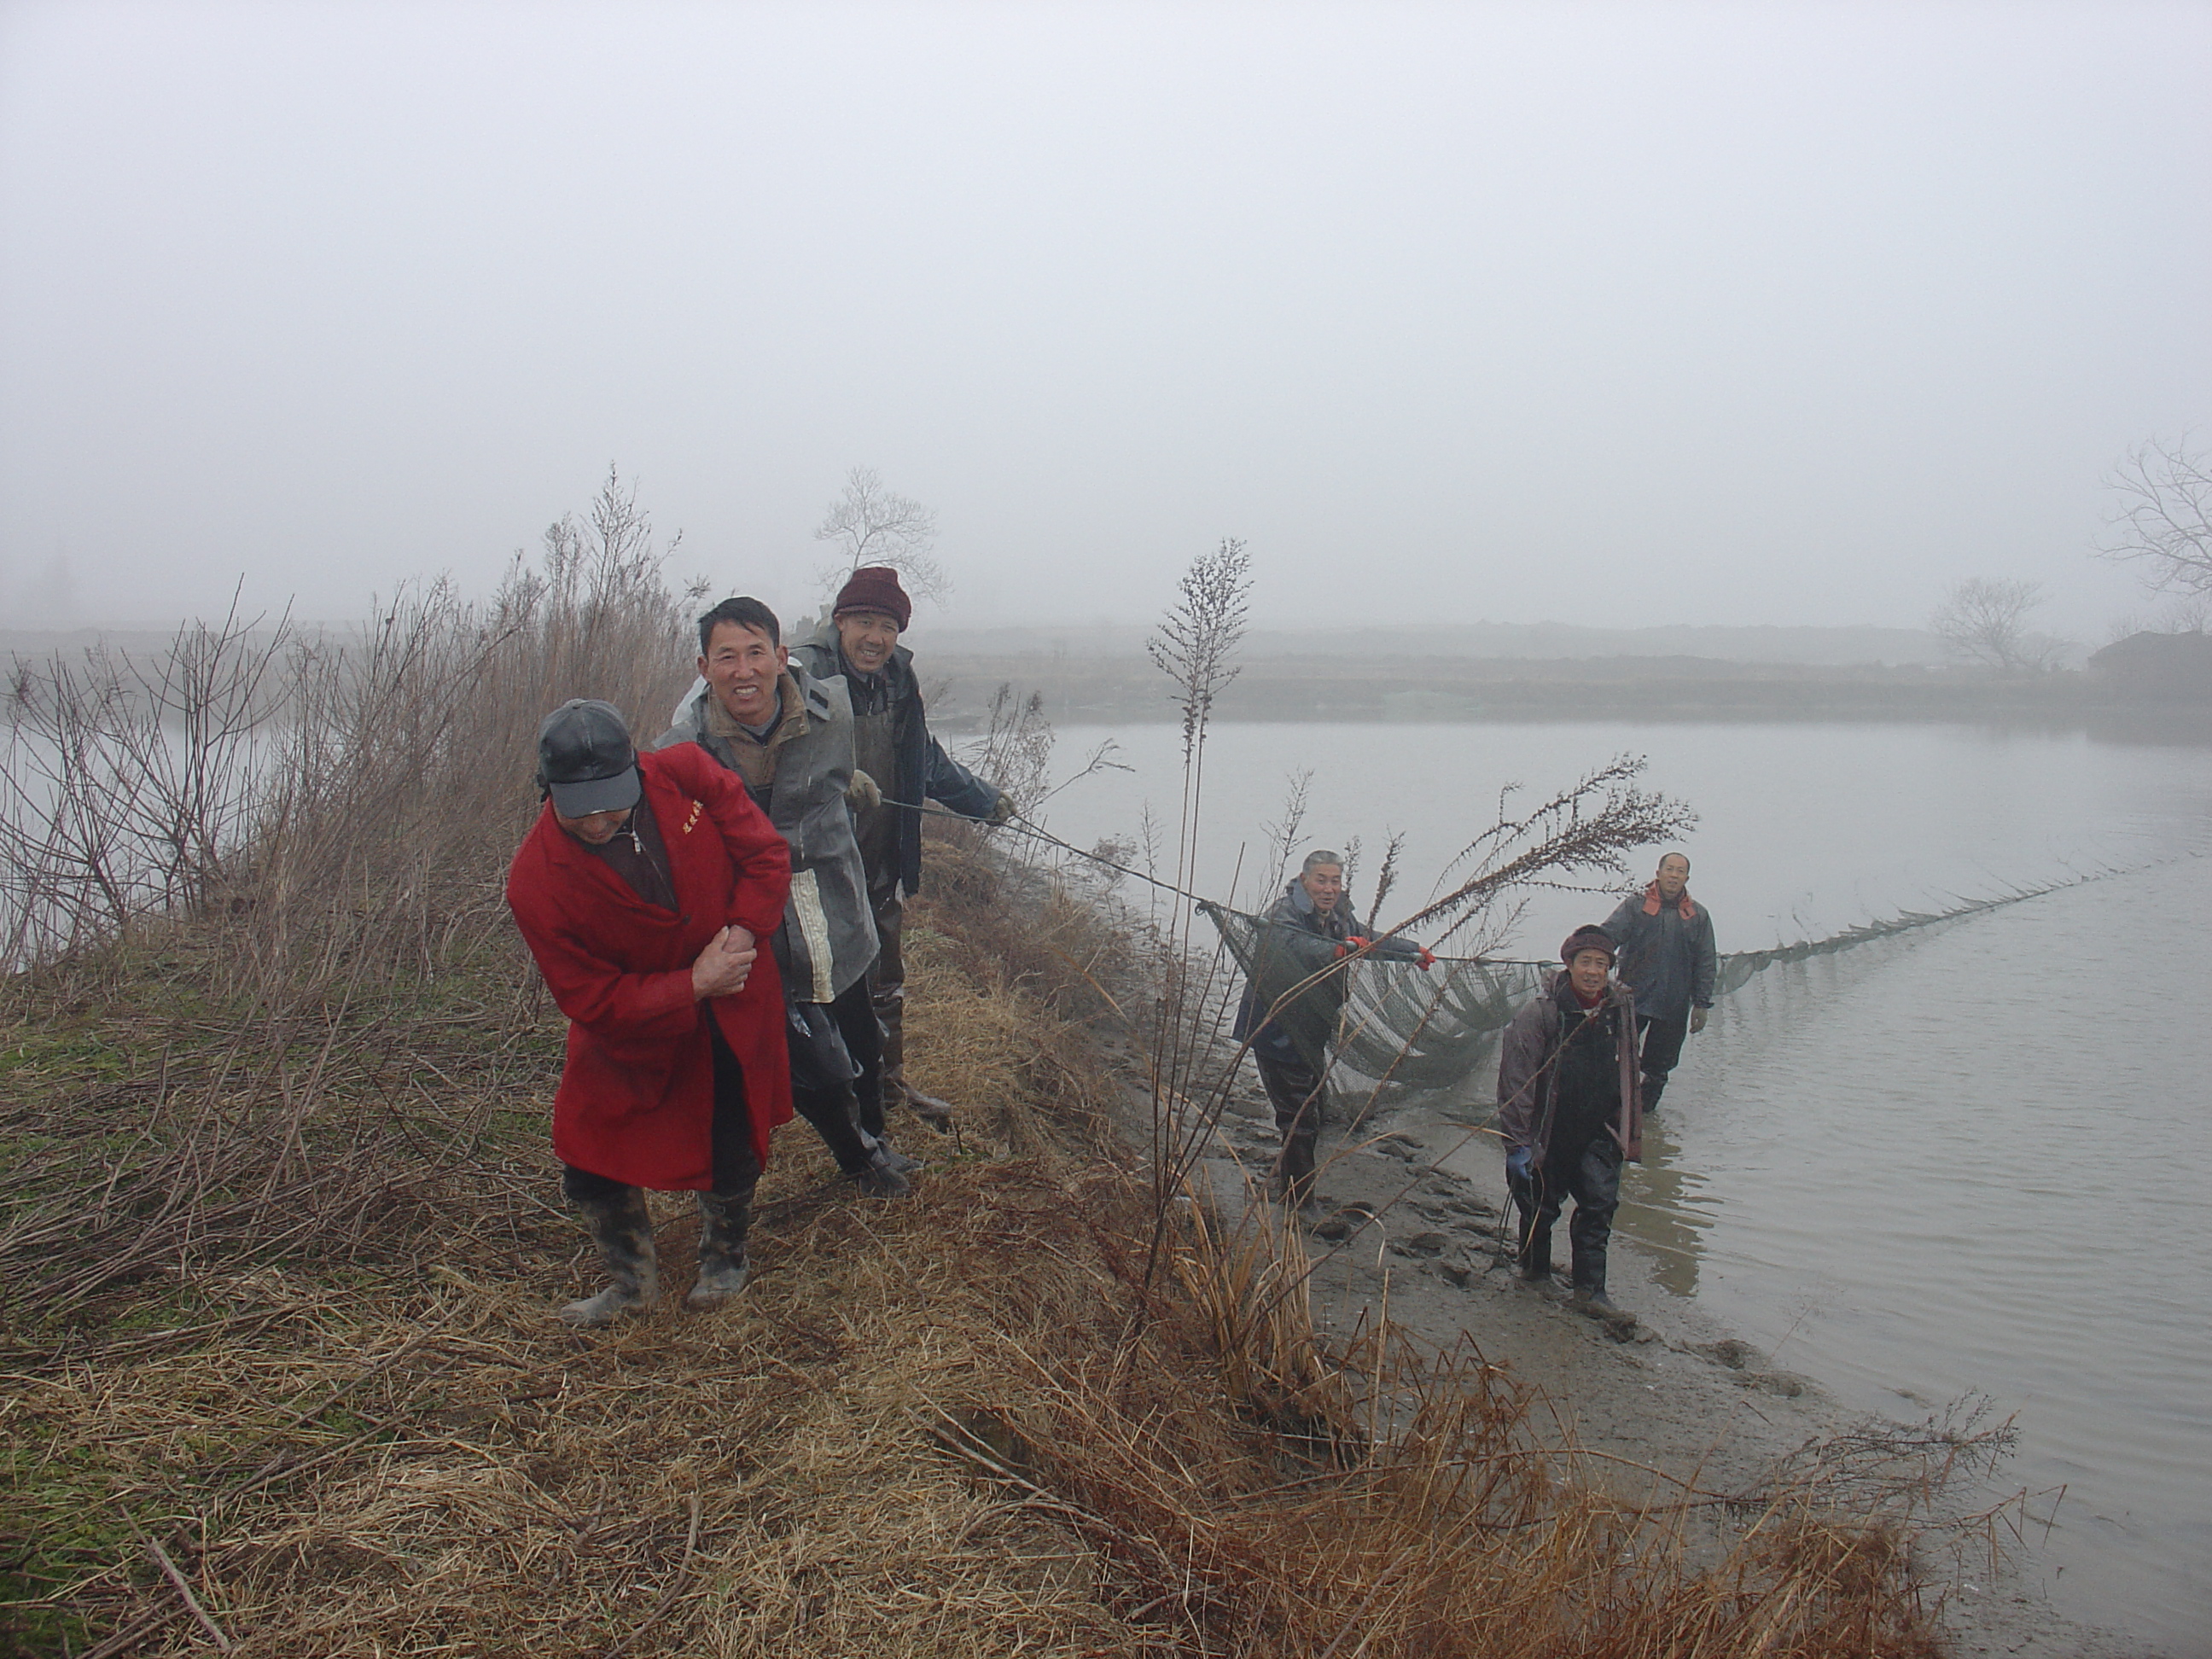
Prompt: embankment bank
<box><xmin>2</xmin><ymin>820</ymin><xmax>2142</xmax><ymax>1656</ymax></box>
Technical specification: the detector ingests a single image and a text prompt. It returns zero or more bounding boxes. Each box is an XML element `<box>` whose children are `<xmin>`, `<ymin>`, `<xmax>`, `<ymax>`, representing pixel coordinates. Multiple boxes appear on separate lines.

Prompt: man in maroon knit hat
<box><xmin>1495</xmin><ymin>924</ymin><xmax>1643</xmax><ymax>1319</ymax></box>
<box><xmin>794</xmin><ymin>567</ymin><xmax>1014</xmax><ymax>1127</ymax></box>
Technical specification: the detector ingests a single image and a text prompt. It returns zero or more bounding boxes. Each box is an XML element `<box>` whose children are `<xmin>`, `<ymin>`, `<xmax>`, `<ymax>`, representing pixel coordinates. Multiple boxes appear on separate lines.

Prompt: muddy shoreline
<box><xmin>1183</xmin><ymin>1068</ymin><xmax>2156</xmax><ymax>1658</ymax></box>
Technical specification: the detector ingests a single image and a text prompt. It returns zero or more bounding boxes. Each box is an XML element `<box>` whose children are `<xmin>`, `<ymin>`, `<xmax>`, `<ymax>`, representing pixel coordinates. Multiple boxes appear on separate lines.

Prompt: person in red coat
<box><xmin>506</xmin><ymin>699</ymin><xmax>793</xmax><ymax>1324</ymax></box>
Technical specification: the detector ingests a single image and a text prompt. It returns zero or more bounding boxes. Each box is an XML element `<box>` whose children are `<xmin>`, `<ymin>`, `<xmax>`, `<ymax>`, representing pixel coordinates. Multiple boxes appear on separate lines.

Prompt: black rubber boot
<box><xmin>1639</xmin><ymin>1072</ymin><xmax>1668</xmax><ymax>1112</ymax></box>
<box><xmin>843</xmin><ymin>1143</ymin><xmax>913</xmax><ymax>1199</ymax></box>
<box><xmin>1570</xmin><ymin>1245</ymin><xmax>1628</xmax><ymax>1320</ymax></box>
<box><xmin>795</xmin><ymin>1087</ymin><xmax>912</xmax><ymax>1196</ymax></box>
<box><xmin>688</xmin><ymin>1189</ymin><xmax>753</xmax><ymax>1310</ymax></box>
<box><xmin>561</xmin><ymin>1187</ymin><xmax>660</xmax><ymax>1326</ymax></box>
<box><xmin>1278</xmin><ymin>1130</ymin><xmax>1319</xmax><ymax>1212</ymax></box>
<box><xmin>1516</xmin><ymin>1215</ymin><xmax>1556</xmax><ymax>1285</ymax></box>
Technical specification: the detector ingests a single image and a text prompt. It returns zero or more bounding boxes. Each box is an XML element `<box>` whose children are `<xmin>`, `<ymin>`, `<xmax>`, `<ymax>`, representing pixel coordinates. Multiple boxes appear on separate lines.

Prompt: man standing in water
<box><xmin>506</xmin><ymin>699</ymin><xmax>794</xmax><ymax>1324</ymax></box>
<box><xmin>1497</xmin><ymin>925</ymin><xmax>1643</xmax><ymax>1317</ymax></box>
<box><xmin>1604</xmin><ymin>852</ymin><xmax>1717</xmax><ymax>1111</ymax></box>
<box><xmin>1233</xmin><ymin>850</ymin><xmax>1431</xmax><ymax>1211</ymax></box>
<box><xmin>792</xmin><ymin>567</ymin><xmax>1015</xmax><ymax>1130</ymax></box>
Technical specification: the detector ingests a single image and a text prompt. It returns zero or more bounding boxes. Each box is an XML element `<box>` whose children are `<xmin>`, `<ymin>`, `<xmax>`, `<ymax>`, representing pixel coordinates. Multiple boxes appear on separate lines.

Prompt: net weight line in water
<box><xmin>895</xmin><ymin>795</ymin><xmax>2136</xmax><ymax>1093</ymax></box>
<box><xmin>1208</xmin><ymin>871</ymin><xmax>2128</xmax><ymax>1092</ymax></box>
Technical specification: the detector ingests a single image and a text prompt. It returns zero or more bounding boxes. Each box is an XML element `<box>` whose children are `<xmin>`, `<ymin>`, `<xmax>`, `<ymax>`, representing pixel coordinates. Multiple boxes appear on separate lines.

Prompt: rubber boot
<box><xmin>888</xmin><ymin>1068</ymin><xmax>957</xmax><ymax>1128</ymax></box>
<box><xmin>794</xmin><ymin>1088</ymin><xmax>910</xmax><ymax>1196</ymax></box>
<box><xmin>560</xmin><ymin>1187</ymin><xmax>659</xmax><ymax>1326</ymax></box>
<box><xmin>856</xmin><ymin>1069</ymin><xmax>927</xmax><ymax>1172</ymax></box>
<box><xmin>1516</xmin><ymin>1208</ymin><xmax>1556</xmax><ymax>1287</ymax></box>
<box><xmin>1278</xmin><ymin>1130</ymin><xmax>1319</xmax><ymax>1213</ymax></box>
<box><xmin>847</xmin><ymin>1141</ymin><xmax>914</xmax><ymax>1198</ymax></box>
<box><xmin>1570</xmin><ymin>1243</ymin><xmax>1623</xmax><ymax>1318</ymax></box>
<box><xmin>1639</xmin><ymin>1071</ymin><xmax>1668</xmax><ymax>1113</ymax></box>
<box><xmin>687</xmin><ymin>1189</ymin><xmax>753</xmax><ymax>1310</ymax></box>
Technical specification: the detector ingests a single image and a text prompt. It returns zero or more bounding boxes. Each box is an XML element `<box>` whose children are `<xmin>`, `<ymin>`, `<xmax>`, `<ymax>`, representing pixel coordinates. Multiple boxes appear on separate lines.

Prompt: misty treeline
<box><xmin>0</xmin><ymin>468</ymin><xmax>696</xmax><ymax>979</ymax></box>
<box><xmin>1932</xmin><ymin>435</ymin><xmax>2212</xmax><ymax>669</ymax></box>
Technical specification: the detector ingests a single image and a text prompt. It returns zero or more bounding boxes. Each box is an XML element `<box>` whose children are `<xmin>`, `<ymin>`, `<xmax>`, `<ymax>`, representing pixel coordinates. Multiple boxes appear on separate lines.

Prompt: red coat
<box><xmin>505</xmin><ymin>743</ymin><xmax>794</xmax><ymax>1190</ymax></box>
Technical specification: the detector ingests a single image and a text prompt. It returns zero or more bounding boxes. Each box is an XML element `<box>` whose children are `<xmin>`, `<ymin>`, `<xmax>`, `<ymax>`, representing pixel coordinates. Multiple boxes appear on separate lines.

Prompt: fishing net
<box><xmin>1205</xmin><ymin>880</ymin><xmax>2076</xmax><ymax>1095</ymax></box>
<box><xmin>1202</xmin><ymin>901</ymin><xmax>1546</xmax><ymax>1091</ymax></box>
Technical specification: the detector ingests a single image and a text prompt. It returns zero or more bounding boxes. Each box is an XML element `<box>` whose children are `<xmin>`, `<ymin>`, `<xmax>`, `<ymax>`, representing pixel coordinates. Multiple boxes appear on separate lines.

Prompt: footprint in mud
<box><xmin>1310</xmin><ymin>1202</ymin><xmax>1378</xmax><ymax>1242</ymax></box>
<box><xmin>1692</xmin><ymin>1338</ymin><xmax>1767</xmax><ymax>1371</ymax></box>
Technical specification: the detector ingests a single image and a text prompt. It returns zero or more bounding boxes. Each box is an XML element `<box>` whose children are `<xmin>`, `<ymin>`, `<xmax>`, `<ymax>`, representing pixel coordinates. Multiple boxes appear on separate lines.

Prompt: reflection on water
<box><xmin>1042</xmin><ymin>717</ymin><xmax>2212</xmax><ymax>1652</ymax></box>
<box><xmin>1614</xmin><ymin>1107</ymin><xmax>1716</xmax><ymax>1298</ymax></box>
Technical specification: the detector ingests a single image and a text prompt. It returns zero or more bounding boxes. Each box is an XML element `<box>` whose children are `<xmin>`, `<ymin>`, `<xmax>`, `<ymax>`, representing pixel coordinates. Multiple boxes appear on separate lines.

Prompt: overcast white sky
<box><xmin>2</xmin><ymin>0</ymin><xmax>2205</xmax><ymax>635</ymax></box>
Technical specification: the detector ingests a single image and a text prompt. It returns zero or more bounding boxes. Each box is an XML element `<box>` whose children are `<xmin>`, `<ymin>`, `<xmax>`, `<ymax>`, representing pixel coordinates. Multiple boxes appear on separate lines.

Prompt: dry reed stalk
<box><xmin>5</xmin><ymin>504</ymin><xmax>1963</xmax><ymax>1657</ymax></box>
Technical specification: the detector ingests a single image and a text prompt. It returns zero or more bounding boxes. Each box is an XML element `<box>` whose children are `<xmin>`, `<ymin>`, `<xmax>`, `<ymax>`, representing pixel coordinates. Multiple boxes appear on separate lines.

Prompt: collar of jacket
<box><xmin>1545</xmin><ymin>967</ymin><xmax>1630</xmax><ymax>1014</ymax></box>
<box><xmin>528</xmin><ymin>760</ymin><xmax>683</xmax><ymax>918</ymax></box>
<box><xmin>700</xmin><ymin>670</ymin><xmax>818</xmax><ymax>747</ymax></box>
<box><xmin>1640</xmin><ymin>881</ymin><xmax>1698</xmax><ymax>920</ymax></box>
<box><xmin>1282</xmin><ymin>880</ymin><xmax>1354</xmax><ymax>938</ymax></box>
<box><xmin>805</xmin><ymin>620</ymin><xmax>916</xmax><ymax>716</ymax></box>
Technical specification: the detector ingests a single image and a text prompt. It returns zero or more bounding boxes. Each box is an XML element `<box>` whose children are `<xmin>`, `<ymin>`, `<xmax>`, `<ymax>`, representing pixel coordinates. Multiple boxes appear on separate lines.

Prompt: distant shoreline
<box><xmin>923</xmin><ymin>651</ymin><xmax>2210</xmax><ymax>731</ymax></box>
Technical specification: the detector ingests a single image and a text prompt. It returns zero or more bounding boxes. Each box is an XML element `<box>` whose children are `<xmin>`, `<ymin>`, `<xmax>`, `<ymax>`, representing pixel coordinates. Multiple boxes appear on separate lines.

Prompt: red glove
<box><xmin>1417</xmin><ymin>947</ymin><xmax>1436</xmax><ymax>970</ymax></box>
<box><xmin>1345</xmin><ymin>935</ymin><xmax>1372</xmax><ymax>953</ymax></box>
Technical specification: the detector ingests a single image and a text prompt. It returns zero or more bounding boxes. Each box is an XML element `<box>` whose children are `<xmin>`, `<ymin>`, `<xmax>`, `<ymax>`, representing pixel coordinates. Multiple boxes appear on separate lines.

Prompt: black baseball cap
<box><xmin>537</xmin><ymin>699</ymin><xmax>642</xmax><ymax>817</ymax></box>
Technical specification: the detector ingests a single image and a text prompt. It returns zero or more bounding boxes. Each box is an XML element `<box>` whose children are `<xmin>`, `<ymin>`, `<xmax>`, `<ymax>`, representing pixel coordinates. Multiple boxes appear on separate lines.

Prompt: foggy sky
<box><xmin>2</xmin><ymin>0</ymin><xmax>2206</xmax><ymax>637</ymax></box>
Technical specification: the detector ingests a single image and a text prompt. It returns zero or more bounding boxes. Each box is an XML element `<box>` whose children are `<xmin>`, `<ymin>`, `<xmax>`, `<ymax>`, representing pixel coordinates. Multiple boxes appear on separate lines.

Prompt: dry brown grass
<box><xmin>4</xmin><ymin>497</ymin><xmax>1963</xmax><ymax>1656</ymax></box>
<box><xmin>3</xmin><ymin>879</ymin><xmax>1961</xmax><ymax>1659</ymax></box>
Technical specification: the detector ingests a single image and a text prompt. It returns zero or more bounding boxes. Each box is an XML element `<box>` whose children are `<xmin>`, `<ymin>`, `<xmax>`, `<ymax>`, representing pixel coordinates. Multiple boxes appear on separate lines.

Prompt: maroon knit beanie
<box><xmin>1559</xmin><ymin>925</ymin><xmax>1616</xmax><ymax>966</ymax></box>
<box><xmin>832</xmin><ymin>566</ymin><xmax>911</xmax><ymax>631</ymax></box>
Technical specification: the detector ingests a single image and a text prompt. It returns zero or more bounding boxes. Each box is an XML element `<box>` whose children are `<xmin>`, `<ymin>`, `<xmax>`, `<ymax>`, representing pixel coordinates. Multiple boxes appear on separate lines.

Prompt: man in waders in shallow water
<box><xmin>1233</xmin><ymin>850</ymin><xmax>1433</xmax><ymax>1212</ymax></box>
<box><xmin>1496</xmin><ymin>925</ymin><xmax>1644</xmax><ymax>1319</ymax></box>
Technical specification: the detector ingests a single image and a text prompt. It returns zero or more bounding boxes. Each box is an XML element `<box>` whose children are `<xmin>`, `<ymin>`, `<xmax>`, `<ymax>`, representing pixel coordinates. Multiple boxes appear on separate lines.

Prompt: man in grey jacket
<box><xmin>791</xmin><ymin>566</ymin><xmax>1013</xmax><ymax>1129</ymax></box>
<box><xmin>1231</xmin><ymin>850</ymin><xmax>1431</xmax><ymax>1211</ymax></box>
<box><xmin>1602</xmin><ymin>852</ymin><xmax>1717</xmax><ymax>1111</ymax></box>
<box><xmin>656</xmin><ymin>596</ymin><xmax>911</xmax><ymax>1197</ymax></box>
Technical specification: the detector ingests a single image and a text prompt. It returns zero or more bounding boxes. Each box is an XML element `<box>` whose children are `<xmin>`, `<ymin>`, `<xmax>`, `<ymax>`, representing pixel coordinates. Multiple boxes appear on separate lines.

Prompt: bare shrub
<box><xmin>812</xmin><ymin>463</ymin><xmax>949</xmax><ymax>603</ymax></box>
<box><xmin>1929</xmin><ymin>577</ymin><xmax>2064</xmax><ymax>674</ymax></box>
<box><xmin>2103</xmin><ymin>436</ymin><xmax>2212</xmax><ymax>600</ymax></box>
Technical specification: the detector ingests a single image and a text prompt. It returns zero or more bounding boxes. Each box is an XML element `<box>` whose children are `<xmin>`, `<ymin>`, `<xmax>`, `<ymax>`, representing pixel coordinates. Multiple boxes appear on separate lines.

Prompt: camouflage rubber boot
<box><xmin>687</xmin><ymin>1190</ymin><xmax>752</xmax><ymax>1310</ymax></box>
<box><xmin>559</xmin><ymin>1187</ymin><xmax>660</xmax><ymax>1326</ymax></box>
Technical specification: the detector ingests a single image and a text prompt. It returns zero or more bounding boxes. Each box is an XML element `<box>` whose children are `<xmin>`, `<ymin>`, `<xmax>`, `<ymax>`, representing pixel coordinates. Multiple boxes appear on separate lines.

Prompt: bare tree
<box><xmin>813</xmin><ymin>465</ymin><xmax>949</xmax><ymax>603</ymax></box>
<box><xmin>1930</xmin><ymin>577</ymin><xmax>2060</xmax><ymax>673</ymax></box>
<box><xmin>2102</xmin><ymin>438</ymin><xmax>2212</xmax><ymax>608</ymax></box>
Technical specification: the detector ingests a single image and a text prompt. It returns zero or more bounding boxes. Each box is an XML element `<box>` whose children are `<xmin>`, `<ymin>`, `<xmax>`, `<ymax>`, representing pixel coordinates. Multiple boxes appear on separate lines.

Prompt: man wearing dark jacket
<box><xmin>1496</xmin><ymin>925</ymin><xmax>1643</xmax><ymax>1315</ymax></box>
<box><xmin>1602</xmin><ymin>852</ymin><xmax>1717</xmax><ymax>1111</ymax></box>
<box><xmin>1232</xmin><ymin>850</ymin><xmax>1430</xmax><ymax>1210</ymax></box>
<box><xmin>657</xmin><ymin>597</ymin><xmax>912</xmax><ymax>1198</ymax></box>
<box><xmin>791</xmin><ymin>567</ymin><xmax>1013</xmax><ymax>1128</ymax></box>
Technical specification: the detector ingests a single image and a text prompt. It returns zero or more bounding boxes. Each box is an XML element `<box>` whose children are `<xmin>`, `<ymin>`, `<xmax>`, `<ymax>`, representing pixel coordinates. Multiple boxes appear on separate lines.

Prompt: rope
<box><xmin>880</xmin><ymin>794</ymin><xmax>1527</xmax><ymax>966</ymax></box>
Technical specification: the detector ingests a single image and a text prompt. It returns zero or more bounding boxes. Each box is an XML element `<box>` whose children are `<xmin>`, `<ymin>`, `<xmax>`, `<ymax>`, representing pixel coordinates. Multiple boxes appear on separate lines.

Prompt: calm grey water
<box><xmin>1037</xmin><ymin>716</ymin><xmax>2212</xmax><ymax>1654</ymax></box>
